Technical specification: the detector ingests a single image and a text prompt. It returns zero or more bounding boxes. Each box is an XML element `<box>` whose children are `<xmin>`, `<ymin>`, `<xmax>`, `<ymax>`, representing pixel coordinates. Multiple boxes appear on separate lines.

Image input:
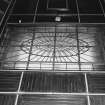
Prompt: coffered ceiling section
<box><xmin>8</xmin><ymin>0</ymin><xmax>105</xmax><ymax>23</ymax></box>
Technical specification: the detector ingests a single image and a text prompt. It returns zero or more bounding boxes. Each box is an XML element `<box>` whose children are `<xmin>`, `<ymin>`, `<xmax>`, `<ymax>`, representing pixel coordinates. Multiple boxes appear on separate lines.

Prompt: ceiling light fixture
<box><xmin>55</xmin><ymin>16</ymin><xmax>61</xmax><ymax>22</ymax></box>
<box><xmin>19</xmin><ymin>20</ymin><xmax>21</xmax><ymax>23</ymax></box>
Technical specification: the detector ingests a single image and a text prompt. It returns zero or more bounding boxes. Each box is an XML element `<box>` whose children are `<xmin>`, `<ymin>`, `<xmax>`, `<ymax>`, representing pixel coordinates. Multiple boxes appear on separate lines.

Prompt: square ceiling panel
<box><xmin>0</xmin><ymin>71</ymin><xmax>21</xmax><ymax>91</ymax></box>
<box><xmin>87</xmin><ymin>74</ymin><xmax>105</xmax><ymax>93</ymax></box>
<box><xmin>20</xmin><ymin>72</ymin><xmax>85</xmax><ymax>92</ymax></box>
<box><xmin>90</xmin><ymin>95</ymin><xmax>105</xmax><ymax>105</ymax></box>
<box><xmin>47</xmin><ymin>0</ymin><xmax>69</xmax><ymax>11</ymax></box>
<box><xmin>17</xmin><ymin>94</ymin><xmax>87</xmax><ymax>105</ymax></box>
<box><xmin>0</xmin><ymin>94</ymin><xmax>16</xmax><ymax>105</ymax></box>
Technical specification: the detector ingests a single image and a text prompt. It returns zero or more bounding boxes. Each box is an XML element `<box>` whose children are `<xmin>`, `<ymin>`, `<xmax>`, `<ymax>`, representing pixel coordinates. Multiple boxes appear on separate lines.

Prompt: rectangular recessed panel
<box><xmin>12</xmin><ymin>0</ymin><xmax>38</xmax><ymax>14</ymax></box>
<box><xmin>0</xmin><ymin>71</ymin><xmax>21</xmax><ymax>91</ymax></box>
<box><xmin>8</xmin><ymin>15</ymin><xmax>34</xmax><ymax>23</ymax></box>
<box><xmin>36</xmin><ymin>15</ymin><xmax>78</xmax><ymax>22</ymax></box>
<box><xmin>47</xmin><ymin>0</ymin><xmax>68</xmax><ymax>10</ymax></box>
<box><xmin>21</xmin><ymin>72</ymin><xmax>85</xmax><ymax>92</ymax></box>
<box><xmin>80</xmin><ymin>15</ymin><xmax>105</xmax><ymax>23</ymax></box>
<box><xmin>90</xmin><ymin>95</ymin><xmax>105</xmax><ymax>105</ymax></box>
<box><xmin>77</xmin><ymin>0</ymin><xmax>103</xmax><ymax>14</ymax></box>
<box><xmin>18</xmin><ymin>94</ymin><xmax>87</xmax><ymax>105</ymax></box>
<box><xmin>87</xmin><ymin>74</ymin><xmax>105</xmax><ymax>93</ymax></box>
<box><xmin>0</xmin><ymin>94</ymin><xmax>16</xmax><ymax>105</ymax></box>
<box><xmin>37</xmin><ymin>0</ymin><xmax>77</xmax><ymax>14</ymax></box>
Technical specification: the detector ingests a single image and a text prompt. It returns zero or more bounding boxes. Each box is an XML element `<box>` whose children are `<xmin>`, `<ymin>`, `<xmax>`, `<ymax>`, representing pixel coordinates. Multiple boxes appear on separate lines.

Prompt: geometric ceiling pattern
<box><xmin>0</xmin><ymin>24</ymin><xmax>105</xmax><ymax>71</ymax></box>
<box><xmin>0</xmin><ymin>0</ymin><xmax>105</xmax><ymax>105</ymax></box>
